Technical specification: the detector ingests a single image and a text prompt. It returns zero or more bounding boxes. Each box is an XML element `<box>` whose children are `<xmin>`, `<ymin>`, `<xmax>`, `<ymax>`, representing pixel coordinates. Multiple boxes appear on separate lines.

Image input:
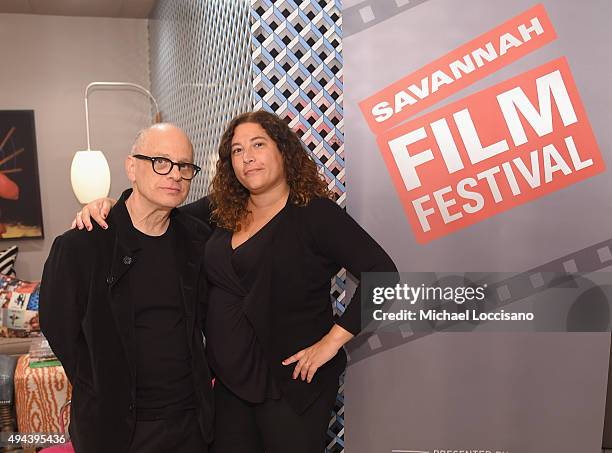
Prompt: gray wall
<box><xmin>0</xmin><ymin>13</ymin><xmax>150</xmax><ymax>281</ymax></box>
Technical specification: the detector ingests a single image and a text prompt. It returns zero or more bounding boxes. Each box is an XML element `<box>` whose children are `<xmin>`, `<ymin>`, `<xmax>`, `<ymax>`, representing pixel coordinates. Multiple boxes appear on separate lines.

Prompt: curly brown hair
<box><xmin>209</xmin><ymin>110</ymin><xmax>331</xmax><ymax>231</ymax></box>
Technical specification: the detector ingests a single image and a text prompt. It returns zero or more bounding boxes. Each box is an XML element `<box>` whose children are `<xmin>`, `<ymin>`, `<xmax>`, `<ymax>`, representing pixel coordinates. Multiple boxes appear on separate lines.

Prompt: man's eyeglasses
<box><xmin>132</xmin><ymin>154</ymin><xmax>201</xmax><ymax>180</ymax></box>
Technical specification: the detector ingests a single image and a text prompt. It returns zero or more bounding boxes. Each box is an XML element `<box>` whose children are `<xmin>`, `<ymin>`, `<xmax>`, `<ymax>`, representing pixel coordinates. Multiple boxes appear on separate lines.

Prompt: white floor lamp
<box><xmin>71</xmin><ymin>82</ymin><xmax>161</xmax><ymax>204</ymax></box>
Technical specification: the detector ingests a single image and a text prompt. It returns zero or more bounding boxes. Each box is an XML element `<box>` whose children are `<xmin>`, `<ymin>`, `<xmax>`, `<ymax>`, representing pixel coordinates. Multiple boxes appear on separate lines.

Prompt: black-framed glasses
<box><xmin>132</xmin><ymin>154</ymin><xmax>201</xmax><ymax>180</ymax></box>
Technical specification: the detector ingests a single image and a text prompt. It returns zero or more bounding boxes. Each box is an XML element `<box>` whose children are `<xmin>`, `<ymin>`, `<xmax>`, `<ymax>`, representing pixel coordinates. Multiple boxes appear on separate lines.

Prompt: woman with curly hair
<box><xmin>74</xmin><ymin>110</ymin><xmax>397</xmax><ymax>453</ymax></box>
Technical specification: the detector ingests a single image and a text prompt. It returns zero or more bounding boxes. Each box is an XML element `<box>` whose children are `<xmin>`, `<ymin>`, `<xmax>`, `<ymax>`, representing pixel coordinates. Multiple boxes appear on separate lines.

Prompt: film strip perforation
<box><xmin>348</xmin><ymin>238</ymin><xmax>612</xmax><ymax>366</ymax></box>
<box><xmin>343</xmin><ymin>0</ymin><xmax>432</xmax><ymax>38</ymax></box>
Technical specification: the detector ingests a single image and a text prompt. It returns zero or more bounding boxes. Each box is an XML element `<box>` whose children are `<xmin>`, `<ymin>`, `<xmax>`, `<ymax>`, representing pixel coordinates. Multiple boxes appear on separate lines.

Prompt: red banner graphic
<box><xmin>360</xmin><ymin>3</ymin><xmax>556</xmax><ymax>134</ymax></box>
<box><xmin>377</xmin><ymin>57</ymin><xmax>604</xmax><ymax>243</ymax></box>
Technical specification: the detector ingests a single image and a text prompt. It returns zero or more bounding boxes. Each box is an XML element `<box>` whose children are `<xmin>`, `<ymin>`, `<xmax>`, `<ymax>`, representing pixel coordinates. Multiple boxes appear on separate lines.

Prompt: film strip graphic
<box><xmin>347</xmin><ymin>237</ymin><xmax>612</xmax><ymax>365</ymax></box>
<box><xmin>343</xmin><ymin>0</ymin><xmax>432</xmax><ymax>38</ymax></box>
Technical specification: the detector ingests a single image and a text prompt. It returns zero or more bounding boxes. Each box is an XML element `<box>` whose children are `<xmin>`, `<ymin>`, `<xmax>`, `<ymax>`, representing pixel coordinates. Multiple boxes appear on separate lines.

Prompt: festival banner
<box><xmin>342</xmin><ymin>0</ymin><xmax>612</xmax><ymax>451</ymax></box>
<box><xmin>377</xmin><ymin>57</ymin><xmax>603</xmax><ymax>243</ymax></box>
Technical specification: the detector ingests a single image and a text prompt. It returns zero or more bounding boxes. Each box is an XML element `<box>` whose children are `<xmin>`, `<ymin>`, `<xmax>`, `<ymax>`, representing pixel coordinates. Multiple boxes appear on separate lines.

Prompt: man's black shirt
<box><xmin>131</xmin><ymin>222</ymin><xmax>195</xmax><ymax>412</ymax></box>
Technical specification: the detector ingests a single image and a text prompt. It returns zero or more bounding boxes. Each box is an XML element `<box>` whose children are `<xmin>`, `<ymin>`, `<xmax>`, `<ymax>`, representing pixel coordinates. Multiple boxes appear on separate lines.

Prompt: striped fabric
<box><xmin>0</xmin><ymin>246</ymin><xmax>18</xmax><ymax>276</ymax></box>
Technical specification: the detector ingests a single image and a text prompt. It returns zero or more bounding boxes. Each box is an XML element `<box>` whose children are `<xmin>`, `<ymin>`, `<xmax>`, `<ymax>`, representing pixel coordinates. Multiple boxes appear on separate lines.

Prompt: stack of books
<box><xmin>28</xmin><ymin>336</ymin><xmax>60</xmax><ymax>368</ymax></box>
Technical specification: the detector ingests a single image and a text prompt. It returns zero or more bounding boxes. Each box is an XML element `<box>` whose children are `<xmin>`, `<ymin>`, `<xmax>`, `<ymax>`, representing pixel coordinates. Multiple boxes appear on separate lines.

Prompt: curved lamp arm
<box><xmin>84</xmin><ymin>82</ymin><xmax>161</xmax><ymax>150</ymax></box>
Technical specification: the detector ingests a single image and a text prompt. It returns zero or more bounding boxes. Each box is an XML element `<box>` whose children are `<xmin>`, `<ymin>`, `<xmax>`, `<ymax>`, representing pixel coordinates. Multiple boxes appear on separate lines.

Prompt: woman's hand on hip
<box><xmin>282</xmin><ymin>324</ymin><xmax>354</xmax><ymax>383</ymax></box>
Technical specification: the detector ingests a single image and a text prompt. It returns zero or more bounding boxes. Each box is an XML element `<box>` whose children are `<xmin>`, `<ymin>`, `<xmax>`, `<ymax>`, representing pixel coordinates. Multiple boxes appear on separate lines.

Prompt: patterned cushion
<box><xmin>0</xmin><ymin>274</ymin><xmax>40</xmax><ymax>338</ymax></box>
<box><xmin>0</xmin><ymin>246</ymin><xmax>18</xmax><ymax>276</ymax></box>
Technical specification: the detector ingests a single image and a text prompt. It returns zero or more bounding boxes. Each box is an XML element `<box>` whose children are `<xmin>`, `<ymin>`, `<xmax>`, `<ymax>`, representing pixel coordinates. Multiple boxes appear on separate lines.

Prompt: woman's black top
<box><xmin>183</xmin><ymin>196</ymin><xmax>399</xmax><ymax>413</ymax></box>
<box><xmin>204</xmin><ymin>209</ymin><xmax>284</xmax><ymax>403</ymax></box>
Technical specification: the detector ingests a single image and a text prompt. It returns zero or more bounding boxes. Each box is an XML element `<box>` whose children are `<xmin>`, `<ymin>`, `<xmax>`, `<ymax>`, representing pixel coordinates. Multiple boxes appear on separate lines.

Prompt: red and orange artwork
<box><xmin>0</xmin><ymin>110</ymin><xmax>44</xmax><ymax>239</ymax></box>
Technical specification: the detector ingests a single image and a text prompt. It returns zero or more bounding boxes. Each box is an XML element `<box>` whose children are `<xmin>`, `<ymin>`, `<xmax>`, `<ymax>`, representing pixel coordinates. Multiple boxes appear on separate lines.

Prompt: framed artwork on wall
<box><xmin>0</xmin><ymin>110</ymin><xmax>44</xmax><ymax>240</ymax></box>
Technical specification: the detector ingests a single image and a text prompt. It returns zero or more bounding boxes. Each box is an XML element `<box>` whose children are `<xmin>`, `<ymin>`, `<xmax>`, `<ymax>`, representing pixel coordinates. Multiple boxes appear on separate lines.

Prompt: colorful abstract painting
<box><xmin>0</xmin><ymin>110</ymin><xmax>44</xmax><ymax>239</ymax></box>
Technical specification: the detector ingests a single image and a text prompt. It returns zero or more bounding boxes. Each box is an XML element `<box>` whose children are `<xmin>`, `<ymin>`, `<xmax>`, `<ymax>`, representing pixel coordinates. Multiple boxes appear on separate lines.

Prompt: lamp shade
<box><xmin>70</xmin><ymin>150</ymin><xmax>111</xmax><ymax>204</ymax></box>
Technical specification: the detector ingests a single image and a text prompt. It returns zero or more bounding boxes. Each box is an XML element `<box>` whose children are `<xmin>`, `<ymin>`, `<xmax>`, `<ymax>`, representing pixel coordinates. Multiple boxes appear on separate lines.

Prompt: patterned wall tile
<box><xmin>251</xmin><ymin>0</ymin><xmax>345</xmax><ymax>208</ymax></box>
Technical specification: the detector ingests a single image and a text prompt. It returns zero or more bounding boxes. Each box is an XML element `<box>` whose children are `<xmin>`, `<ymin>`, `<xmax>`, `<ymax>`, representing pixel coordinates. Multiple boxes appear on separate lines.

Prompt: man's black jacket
<box><xmin>39</xmin><ymin>189</ymin><xmax>213</xmax><ymax>453</ymax></box>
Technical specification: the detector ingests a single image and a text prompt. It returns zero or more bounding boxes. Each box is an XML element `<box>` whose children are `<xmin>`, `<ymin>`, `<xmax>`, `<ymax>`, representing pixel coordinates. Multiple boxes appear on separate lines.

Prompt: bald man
<box><xmin>40</xmin><ymin>124</ymin><xmax>213</xmax><ymax>453</ymax></box>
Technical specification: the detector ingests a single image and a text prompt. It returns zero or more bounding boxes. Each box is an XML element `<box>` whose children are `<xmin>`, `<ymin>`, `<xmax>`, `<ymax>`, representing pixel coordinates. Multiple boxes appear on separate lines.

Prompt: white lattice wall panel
<box><xmin>149</xmin><ymin>0</ymin><xmax>252</xmax><ymax>201</ymax></box>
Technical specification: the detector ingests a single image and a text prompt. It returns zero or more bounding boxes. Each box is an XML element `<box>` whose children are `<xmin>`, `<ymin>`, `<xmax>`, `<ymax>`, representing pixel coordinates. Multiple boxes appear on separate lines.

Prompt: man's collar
<box><xmin>108</xmin><ymin>189</ymin><xmax>141</xmax><ymax>252</ymax></box>
<box><xmin>114</xmin><ymin>187</ymin><xmax>180</xmax><ymax>224</ymax></box>
<box><xmin>111</xmin><ymin>188</ymin><xmax>196</xmax><ymax>246</ymax></box>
